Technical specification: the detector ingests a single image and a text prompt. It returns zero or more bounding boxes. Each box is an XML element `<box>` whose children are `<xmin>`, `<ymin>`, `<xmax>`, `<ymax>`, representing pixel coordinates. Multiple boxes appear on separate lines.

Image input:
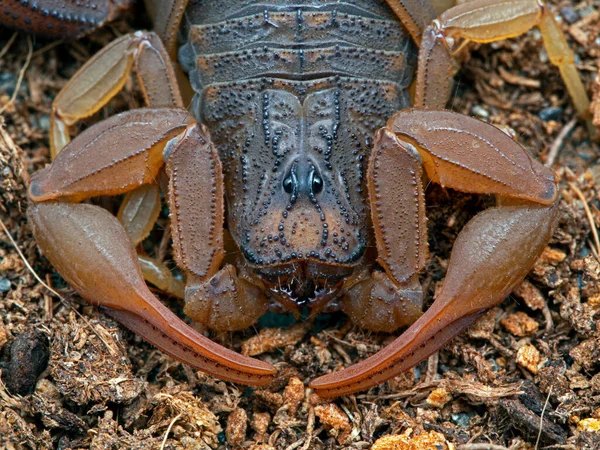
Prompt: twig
<box><xmin>0</xmin><ymin>215</ymin><xmax>63</xmax><ymax>300</ymax></box>
<box><xmin>160</xmin><ymin>413</ymin><xmax>182</xmax><ymax>450</ymax></box>
<box><xmin>569</xmin><ymin>182</ymin><xmax>600</xmax><ymax>259</ymax></box>
<box><xmin>0</xmin><ymin>35</ymin><xmax>33</xmax><ymax>115</ymax></box>
<box><xmin>458</xmin><ymin>445</ymin><xmax>510</xmax><ymax>450</ymax></box>
<box><xmin>545</xmin><ymin>118</ymin><xmax>577</xmax><ymax>167</ymax></box>
<box><xmin>300</xmin><ymin>406</ymin><xmax>315</xmax><ymax>450</ymax></box>
<box><xmin>284</xmin><ymin>438</ymin><xmax>306</xmax><ymax>450</ymax></box>
<box><xmin>31</xmin><ymin>39</ymin><xmax>64</xmax><ymax>58</ymax></box>
<box><xmin>587</xmin><ymin>239</ymin><xmax>600</xmax><ymax>261</ymax></box>
<box><xmin>0</xmin><ymin>32</ymin><xmax>18</xmax><ymax>60</ymax></box>
<box><xmin>535</xmin><ymin>385</ymin><xmax>553</xmax><ymax>450</ymax></box>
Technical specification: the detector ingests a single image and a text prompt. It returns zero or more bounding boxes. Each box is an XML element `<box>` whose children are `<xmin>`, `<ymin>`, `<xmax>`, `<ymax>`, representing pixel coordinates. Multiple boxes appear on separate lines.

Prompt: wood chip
<box><xmin>512</xmin><ymin>279</ymin><xmax>545</xmax><ymax>310</ymax></box>
<box><xmin>226</xmin><ymin>407</ymin><xmax>248</xmax><ymax>447</ymax></box>
<box><xmin>516</xmin><ymin>345</ymin><xmax>542</xmax><ymax>374</ymax></box>
<box><xmin>314</xmin><ymin>403</ymin><xmax>352</xmax><ymax>445</ymax></box>
<box><xmin>426</xmin><ymin>388</ymin><xmax>452</xmax><ymax>409</ymax></box>
<box><xmin>371</xmin><ymin>430</ymin><xmax>451</xmax><ymax>450</ymax></box>
<box><xmin>500</xmin><ymin>312</ymin><xmax>539</xmax><ymax>337</ymax></box>
<box><xmin>241</xmin><ymin>323</ymin><xmax>308</xmax><ymax>356</ymax></box>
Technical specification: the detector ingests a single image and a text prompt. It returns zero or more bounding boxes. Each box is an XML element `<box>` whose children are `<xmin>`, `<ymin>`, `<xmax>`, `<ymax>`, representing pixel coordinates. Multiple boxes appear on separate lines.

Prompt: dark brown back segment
<box><xmin>0</xmin><ymin>0</ymin><xmax>132</xmax><ymax>39</ymax></box>
<box><xmin>179</xmin><ymin>0</ymin><xmax>416</xmax><ymax>270</ymax></box>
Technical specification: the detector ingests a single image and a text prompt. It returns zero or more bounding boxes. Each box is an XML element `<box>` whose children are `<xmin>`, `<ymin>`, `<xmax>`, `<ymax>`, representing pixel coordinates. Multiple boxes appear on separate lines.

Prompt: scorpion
<box><xmin>1</xmin><ymin>0</ymin><xmax>592</xmax><ymax>397</ymax></box>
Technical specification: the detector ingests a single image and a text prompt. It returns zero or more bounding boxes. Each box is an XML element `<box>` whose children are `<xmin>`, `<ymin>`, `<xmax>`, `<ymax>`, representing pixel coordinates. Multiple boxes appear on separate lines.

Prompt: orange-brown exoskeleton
<box><xmin>13</xmin><ymin>0</ymin><xmax>592</xmax><ymax>397</ymax></box>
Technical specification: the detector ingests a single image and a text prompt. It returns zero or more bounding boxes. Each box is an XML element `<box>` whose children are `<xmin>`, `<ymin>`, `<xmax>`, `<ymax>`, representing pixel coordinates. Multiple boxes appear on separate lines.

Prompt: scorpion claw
<box><xmin>311</xmin><ymin>202</ymin><xmax>559</xmax><ymax>398</ymax></box>
<box><xmin>28</xmin><ymin>201</ymin><xmax>276</xmax><ymax>385</ymax></box>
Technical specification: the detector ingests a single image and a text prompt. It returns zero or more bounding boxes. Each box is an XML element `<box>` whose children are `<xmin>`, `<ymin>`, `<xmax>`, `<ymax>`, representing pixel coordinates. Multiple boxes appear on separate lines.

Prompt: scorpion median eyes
<box><xmin>6</xmin><ymin>0</ymin><xmax>592</xmax><ymax>397</ymax></box>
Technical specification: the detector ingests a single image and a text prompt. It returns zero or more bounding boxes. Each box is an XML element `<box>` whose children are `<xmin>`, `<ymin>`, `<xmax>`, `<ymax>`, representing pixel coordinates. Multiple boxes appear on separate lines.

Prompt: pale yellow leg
<box><xmin>419</xmin><ymin>0</ymin><xmax>592</xmax><ymax>133</ymax></box>
<box><xmin>50</xmin><ymin>30</ymin><xmax>186</xmax><ymax>297</ymax></box>
<box><xmin>389</xmin><ymin>0</ymin><xmax>593</xmax><ymax>135</ymax></box>
<box><xmin>51</xmin><ymin>31</ymin><xmax>183</xmax><ymax>157</ymax></box>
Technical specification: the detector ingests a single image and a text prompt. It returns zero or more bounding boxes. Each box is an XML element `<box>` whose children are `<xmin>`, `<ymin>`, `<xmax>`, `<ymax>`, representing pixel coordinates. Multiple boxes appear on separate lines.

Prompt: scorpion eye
<box><xmin>310</xmin><ymin>169</ymin><xmax>323</xmax><ymax>195</ymax></box>
<box><xmin>283</xmin><ymin>174</ymin><xmax>294</xmax><ymax>194</ymax></box>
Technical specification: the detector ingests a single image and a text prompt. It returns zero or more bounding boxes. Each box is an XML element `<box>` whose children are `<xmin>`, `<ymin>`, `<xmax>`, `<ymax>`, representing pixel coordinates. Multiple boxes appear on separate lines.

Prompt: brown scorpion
<box><xmin>1</xmin><ymin>0</ymin><xmax>592</xmax><ymax>397</ymax></box>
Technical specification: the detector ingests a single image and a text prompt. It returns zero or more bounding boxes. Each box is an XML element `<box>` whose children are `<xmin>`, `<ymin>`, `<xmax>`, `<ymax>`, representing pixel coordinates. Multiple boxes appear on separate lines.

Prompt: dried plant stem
<box><xmin>569</xmin><ymin>182</ymin><xmax>600</xmax><ymax>258</ymax></box>
<box><xmin>0</xmin><ymin>36</ymin><xmax>33</xmax><ymax>115</ymax></box>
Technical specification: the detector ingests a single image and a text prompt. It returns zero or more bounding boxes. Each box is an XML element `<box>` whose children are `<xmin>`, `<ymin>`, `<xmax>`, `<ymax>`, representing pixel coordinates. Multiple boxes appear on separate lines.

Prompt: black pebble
<box><xmin>1</xmin><ymin>329</ymin><xmax>49</xmax><ymax>395</ymax></box>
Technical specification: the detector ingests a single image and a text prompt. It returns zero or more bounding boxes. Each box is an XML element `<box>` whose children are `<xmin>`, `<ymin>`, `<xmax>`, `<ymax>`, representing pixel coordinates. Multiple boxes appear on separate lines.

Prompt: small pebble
<box><xmin>560</xmin><ymin>6</ymin><xmax>580</xmax><ymax>24</ymax></box>
<box><xmin>451</xmin><ymin>412</ymin><xmax>473</xmax><ymax>428</ymax></box>
<box><xmin>471</xmin><ymin>104</ymin><xmax>489</xmax><ymax>120</ymax></box>
<box><xmin>38</xmin><ymin>115</ymin><xmax>51</xmax><ymax>131</ymax></box>
<box><xmin>0</xmin><ymin>277</ymin><xmax>11</xmax><ymax>292</ymax></box>
<box><xmin>539</xmin><ymin>106</ymin><xmax>563</xmax><ymax>121</ymax></box>
<box><xmin>1</xmin><ymin>329</ymin><xmax>49</xmax><ymax>395</ymax></box>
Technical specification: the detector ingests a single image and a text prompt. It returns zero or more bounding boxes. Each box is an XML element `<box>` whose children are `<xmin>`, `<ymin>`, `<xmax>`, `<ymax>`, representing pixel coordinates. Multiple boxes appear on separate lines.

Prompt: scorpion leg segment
<box><xmin>46</xmin><ymin>28</ymin><xmax>188</xmax><ymax>292</ymax></box>
<box><xmin>165</xmin><ymin>123</ymin><xmax>269</xmax><ymax>331</ymax></box>
<box><xmin>341</xmin><ymin>270</ymin><xmax>423</xmax><ymax>333</ymax></box>
<box><xmin>310</xmin><ymin>110</ymin><xmax>559</xmax><ymax>397</ymax></box>
<box><xmin>29</xmin><ymin>108</ymin><xmax>193</xmax><ymax>203</ymax></box>
<box><xmin>0</xmin><ymin>0</ymin><xmax>132</xmax><ymax>39</ymax></box>
<box><xmin>117</xmin><ymin>184</ymin><xmax>162</xmax><ymax>247</ymax></box>
<box><xmin>414</xmin><ymin>0</ymin><xmax>591</xmax><ymax>130</ymax></box>
<box><xmin>384</xmin><ymin>0</ymin><xmax>437</xmax><ymax>44</ymax></box>
<box><xmin>28</xmin><ymin>202</ymin><xmax>275</xmax><ymax>385</ymax></box>
<box><xmin>144</xmin><ymin>0</ymin><xmax>190</xmax><ymax>60</ymax></box>
<box><xmin>50</xmin><ymin>30</ymin><xmax>183</xmax><ymax>157</ymax></box>
<box><xmin>387</xmin><ymin>109</ymin><xmax>558</xmax><ymax>204</ymax></box>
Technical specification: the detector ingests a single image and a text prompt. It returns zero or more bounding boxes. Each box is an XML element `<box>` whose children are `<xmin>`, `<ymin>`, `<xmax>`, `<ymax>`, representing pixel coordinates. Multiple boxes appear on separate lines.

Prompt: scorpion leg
<box><xmin>164</xmin><ymin>123</ymin><xmax>269</xmax><ymax>332</ymax></box>
<box><xmin>50</xmin><ymin>30</ymin><xmax>182</xmax><ymax>156</ymax></box>
<box><xmin>28</xmin><ymin>107</ymin><xmax>276</xmax><ymax>385</ymax></box>
<box><xmin>48</xmin><ymin>28</ymin><xmax>187</xmax><ymax>296</ymax></box>
<box><xmin>414</xmin><ymin>0</ymin><xmax>591</xmax><ymax>130</ymax></box>
<box><xmin>0</xmin><ymin>0</ymin><xmax>132</xmax><ymax>39</ymax></box>
<box><xmin>383</xmin><ymin>0</ymin><xmax>437</xmax><ymax>44</ymax></box>
<box><xmin>117</xmin><ymin>183</ymin><xmax>185</xmax><ymax>299</ymax></box>
<box><xmin>311</xmin><ymin>110</ymin><xmax>559</xmax><ymax>397</ymax></box>
<box><xmin>144</xmin><ymin>0</ymin><xmax>190</xmax><ymax>59</ymax></box>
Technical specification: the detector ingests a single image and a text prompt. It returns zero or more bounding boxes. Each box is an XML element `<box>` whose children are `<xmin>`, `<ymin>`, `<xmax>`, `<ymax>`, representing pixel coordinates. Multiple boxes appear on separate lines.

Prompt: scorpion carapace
<box><xmin>180</xmin><ymin>1</ymin><xmax>416</xmax><ymax>304</ymax></box>
<box><xmin>19</xmin><ymin>0</ymin><xmax>592</xmax><ymax>397</ymax></box>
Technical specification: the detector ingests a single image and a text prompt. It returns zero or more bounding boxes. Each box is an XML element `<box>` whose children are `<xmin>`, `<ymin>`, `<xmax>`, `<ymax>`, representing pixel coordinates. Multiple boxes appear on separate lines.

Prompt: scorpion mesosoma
<box><xmin>4</xmin><ymin>0</ymin><xmax>591</xmax><ymax>397</ymax></box>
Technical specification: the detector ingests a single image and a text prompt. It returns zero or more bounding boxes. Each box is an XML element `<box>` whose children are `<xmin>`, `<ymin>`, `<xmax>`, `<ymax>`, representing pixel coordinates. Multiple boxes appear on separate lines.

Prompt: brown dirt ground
<box><xmin>1</xmin><ymin>1</ymin><xmax>600</xmax><ymax>449</ymax></box>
